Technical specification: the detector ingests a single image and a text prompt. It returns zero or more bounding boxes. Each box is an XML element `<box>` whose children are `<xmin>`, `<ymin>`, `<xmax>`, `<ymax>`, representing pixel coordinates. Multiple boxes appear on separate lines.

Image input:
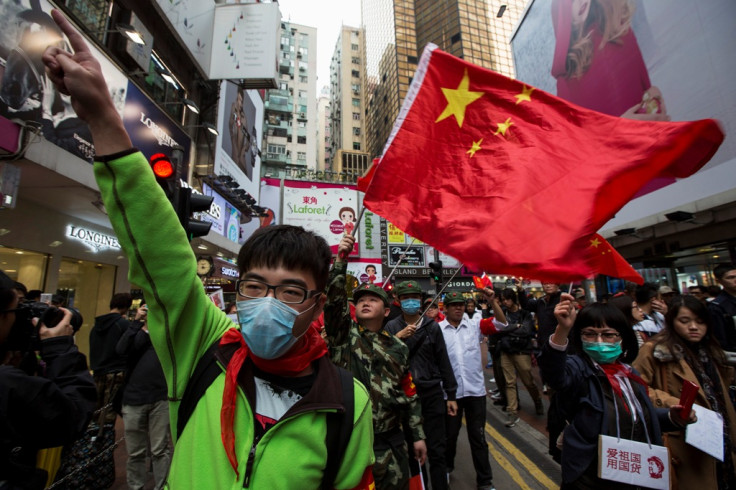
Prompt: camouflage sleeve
<box><xmin>323</xmin><ymin>261</ymin><xmax>354</xmax><ymax>367</ymax></box>
<box><xmin>398</xmin><ymin>350</ymin><xmax>425</xmax><ymax>442</ymax></box>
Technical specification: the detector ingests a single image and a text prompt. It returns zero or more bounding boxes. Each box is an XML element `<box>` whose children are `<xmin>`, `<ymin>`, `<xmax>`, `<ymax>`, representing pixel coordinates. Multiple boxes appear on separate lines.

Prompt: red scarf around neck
<box><xmin>600</xmin><ymin>362</ymin><xmax>648</xmax><ymax>413</ymax></box>
<box><xmin>218</xmin><ymin>326</ymin><xmax>328</xmax><ymax>477</ymax></box>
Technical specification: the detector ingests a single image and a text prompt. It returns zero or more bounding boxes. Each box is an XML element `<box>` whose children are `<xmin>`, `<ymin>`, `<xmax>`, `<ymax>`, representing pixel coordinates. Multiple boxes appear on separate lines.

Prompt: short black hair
<box><xmin>1</xmin><ymin>271</ymin><xmax>16</xmax><ymax>311</ymax></box>
<box><xmin>26</xmin><ymin>290</ymin><xmax>42</xmax><ymax>301</ymax></box>
<box><xmin>570</xmin><ymin>303</ymin><xmax>638</xmax><ymax>363</ymax></box>
<box><xmin>707</xmin><ymin>285</ymin><xmax>722</xmax><ymax>297</ymax></box>
<box><xmin>688</xmin><ymin>284</ymin><xmax>705</xmax><ymax>294</ymax></box>
<box><xmin>110</xmin><ymin>293</ymin><xmax>133</xmax><ymax>310</ymax></box>
<box><xmin>501</xmin><ymin>288</ymin><xmax>518</xmax><ymax>304</ymax></box>
<box><xmin>634</xmin><ymin>283</ymin><xmax>659</xmax><ymax>305</ymax></box>
<box><xmin>13</xmin><ymin>281</ymin><xmax>27</xmax><ymax>297</ymax></box>
<box><xmin>713</xmin><ymin>263</ymin><xmax>736</xmax><ymax>280</ymax></box>
<box><xmin>237</xmin><ymin>225</ymin><xmax>332</xmax><ymax>291</ymax></box>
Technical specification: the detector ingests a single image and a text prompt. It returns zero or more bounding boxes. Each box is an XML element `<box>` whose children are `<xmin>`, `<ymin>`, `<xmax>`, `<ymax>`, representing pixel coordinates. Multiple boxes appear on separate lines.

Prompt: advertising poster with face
<box><xmin>512</xmin><ymin>0</ymin><xmax>736</xmax><ymax>222</ymax></box>
<box><xmin>214</xmin><ymin>81</ymin><xmax>263</xmax><ymax>196</ymax></box>
<box><xmin>281</xmin><ymin>181</ymin><xmax>359</xmax><ymax>257</ymax></box>
<box><xmin>0</xmin><ymin>0</ymin><xmax>128</xmax><ymax>163</ymax></box>
<box><xmin>346</xmin><ymin>260</ymin><xmax>383</xmax><ymax>287</ymax></box>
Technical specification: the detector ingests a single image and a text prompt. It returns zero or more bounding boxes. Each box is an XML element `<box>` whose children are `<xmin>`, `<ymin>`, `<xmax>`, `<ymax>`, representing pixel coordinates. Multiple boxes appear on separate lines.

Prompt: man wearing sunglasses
<box><xmin>40</xmin><ymin>10</ymin><xmax>374</xmax><ymax>489</ymax></box>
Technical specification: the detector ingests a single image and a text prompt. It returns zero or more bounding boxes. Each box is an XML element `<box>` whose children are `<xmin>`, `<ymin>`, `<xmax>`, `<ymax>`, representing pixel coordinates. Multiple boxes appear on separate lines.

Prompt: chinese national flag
<box><xmin>584</xmin><ymin>234</ymin><xmax>643</xmax><ymax>284</ymax></box>
<box><xmin>363</xmin><ymin>45</ymin><xmax>723</xmax><ymax>283</ymax></box>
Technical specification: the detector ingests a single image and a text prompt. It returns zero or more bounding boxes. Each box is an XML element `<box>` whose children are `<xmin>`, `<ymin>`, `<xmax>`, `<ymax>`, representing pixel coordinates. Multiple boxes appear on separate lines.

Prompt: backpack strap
<box><xmin>322</xmin><ymin>366</ymin><xmax>355</xmax><ymax>490</ymax></box>
<box><xmin>176</xmin><ymin>340</ymin><xmax>237</xmax><ymax>440</ymax></box>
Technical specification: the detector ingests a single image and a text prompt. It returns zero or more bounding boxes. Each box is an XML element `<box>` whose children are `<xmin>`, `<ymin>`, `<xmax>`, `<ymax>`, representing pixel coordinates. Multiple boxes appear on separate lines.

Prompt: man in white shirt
<box><xmin>440</xmin><ymin>289</ymin><xmax>506</xmax><ymax>490</ymax></box>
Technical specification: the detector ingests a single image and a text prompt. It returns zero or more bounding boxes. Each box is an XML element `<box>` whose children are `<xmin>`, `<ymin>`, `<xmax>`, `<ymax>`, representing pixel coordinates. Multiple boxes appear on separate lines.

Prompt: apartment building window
<box><xmin>351</xmin><ymin>57</ymin><xmax>360</xmax><ymax>64</ymax></box>
<box><xmin>267</xmin><ymin>144</ymin><xmax>286</xmax><ymax>154</ymax></box>
<box><xmin>353</xmin><ymin>127</ymin><xmax>361</xmax><ymax>136</ymax></box>
<box><xmin>351</xmin><ymin>43</ymin><xmax>359</xmax><ymax>51</ymax></box>
<box><xmin>352</xmin><ymin>112</ymin><xmax>360</xmax><ymax>120</ymax></box>
<box><xmin>351</xmin><ymin>84</ymin><xmax>360</xmax><ymax>93</ymax></box>
<box><xmin>298</xmin><ymin>136</ymin><xmax>307</xmax><ymax>144</ymax></box>
<box><xmin>300</xmin><ymin>76</ymin><xmax>309</xmax><ymax>83</ymax></box>
<box><xmin>352</xmin><ymin>98</ymin><xmax>360</xmax><ymax>107</ymax></box>
<box><xmin>297</xmin><ymin>152</ymin><xmax>307</xmax><ymax>162</ymax></box>
<box><xmin>353</xmin><ymin>142</ymin><xmax>361</xmax><ymax>150</ymax></box>
<box><xmin>351</xmin><ymin>69</ymin><xmax>360</xmax><ymax>78</ymax></box>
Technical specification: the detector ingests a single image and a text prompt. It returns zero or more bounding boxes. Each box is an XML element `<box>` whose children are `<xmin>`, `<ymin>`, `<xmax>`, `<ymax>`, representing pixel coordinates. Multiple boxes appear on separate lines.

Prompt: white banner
<box><xmin>598</xmin><ymin>435</ymin><xmax>669</xmax><ymax>489</ymax></box>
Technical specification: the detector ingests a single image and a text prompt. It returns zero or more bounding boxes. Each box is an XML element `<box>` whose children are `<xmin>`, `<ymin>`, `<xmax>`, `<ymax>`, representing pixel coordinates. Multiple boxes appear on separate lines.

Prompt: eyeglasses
<box><xmin>581</xmin><ymin>331</ymin><xmax>621</xmax><ymax>341</ymax></box>
<box><xmin>236</xmin><ymin>279</ymin><xmax>321</xmax><ymax>304</ymax></box>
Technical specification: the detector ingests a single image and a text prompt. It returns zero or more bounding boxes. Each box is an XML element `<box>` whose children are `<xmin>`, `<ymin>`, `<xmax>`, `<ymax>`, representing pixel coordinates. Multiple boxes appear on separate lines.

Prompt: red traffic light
<box><xmin>150</xmin><ymin>153</ymin><xmax>174</xmax><ymax>179</ymax></box>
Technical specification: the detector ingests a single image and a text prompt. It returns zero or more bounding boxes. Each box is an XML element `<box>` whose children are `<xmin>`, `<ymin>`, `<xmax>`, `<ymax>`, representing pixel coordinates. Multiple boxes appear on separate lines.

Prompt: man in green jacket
<box><xmin>42</xmin><ymin>10</ymin><xmax>374</xmax><ymax>489</ymax></box>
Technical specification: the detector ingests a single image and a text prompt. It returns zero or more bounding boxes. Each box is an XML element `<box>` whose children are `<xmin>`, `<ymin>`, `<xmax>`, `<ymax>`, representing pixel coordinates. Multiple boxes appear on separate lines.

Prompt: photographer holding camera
<box><xmin>0</xmin><ymin>271</ymin><xmax>96</xmax><ymax>489</ymax></box>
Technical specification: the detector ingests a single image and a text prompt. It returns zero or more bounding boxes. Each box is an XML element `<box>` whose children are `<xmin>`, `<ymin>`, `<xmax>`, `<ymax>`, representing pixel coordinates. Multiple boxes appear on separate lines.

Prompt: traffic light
<box><xmin>175</xmin><ymin>187</ymin><xmax>213</xmax><ymax>240</ymax></box>
<box><xmin>429</xmin><ymin>261</ymin><xmax>443</xmax><ymax>285</ymax></box>
<box><xmin>149</xmin><ymin>153</ymin><xmax>176</xmax><ymax>198</ymax></box>
<box><xmin>149</xmin><ymin>151</ymin><xmax>213</xmax><ymax>240</ymax></box>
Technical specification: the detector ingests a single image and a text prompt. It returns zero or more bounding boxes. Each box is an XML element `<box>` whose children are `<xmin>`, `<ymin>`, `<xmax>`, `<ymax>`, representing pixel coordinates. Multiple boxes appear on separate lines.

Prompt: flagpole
<box><xmin>353</xmin><ymin>206</ymin><xmax>366</xmax><ymax>231</ymax></box>
<box><xmin>420</xmin><ymin>265</ymin><xmax>464</xmax><ymax>318</ymax></box>
<box><xmin>382</xmin><ymin>237</ymin><xmax>418</xmax><ymax>287</ymax></box>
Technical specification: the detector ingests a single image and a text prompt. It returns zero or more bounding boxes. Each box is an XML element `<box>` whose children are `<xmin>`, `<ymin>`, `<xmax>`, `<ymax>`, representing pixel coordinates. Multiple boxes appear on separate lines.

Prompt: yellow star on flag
<box><xmin>467</xmin><ymin>139</ymin><xmax>483</xmax><ymax>157</ymax></box>
<box><xmin>494</xmin><ymin>117</ymin><xmax>513</xmax><ymax>136</ymax></box>
<box><xmin>515</xmin><ymin>85</ymin><xmax>535</xmax><ymax>104</ymax></box>
<box><xmin>435</xmin><ymin>69</ymin><xmax>484</xmax><ymax>128</ymax></box>
<box><xmin>590</xmin><ymin>237</ymin><xmax>602</xmax><ymax>248</ymax></box>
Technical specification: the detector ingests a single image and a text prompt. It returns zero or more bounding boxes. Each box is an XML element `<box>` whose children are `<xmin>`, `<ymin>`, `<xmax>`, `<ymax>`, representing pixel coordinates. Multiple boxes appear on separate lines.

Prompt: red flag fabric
<box><xmin>357</xmin><ymin>158</ymin><xmax>379</xmax><ymax>193</ymax></box>
<box><xmin>585</xmin><ymin>234</ymin><xmax>643</xmax><ymax>284</ymax></box>
<box><xmin>363</xmin><ymin>45</ymin><xmax>723</xmax><ymax>283</ymax></box>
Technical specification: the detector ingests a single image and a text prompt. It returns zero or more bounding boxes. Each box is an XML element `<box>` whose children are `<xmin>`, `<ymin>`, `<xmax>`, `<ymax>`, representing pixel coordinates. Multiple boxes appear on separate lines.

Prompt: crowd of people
<box><xmin>1</xmin><ymin>9</ymin><xmax>735</xmax><ymax>490</ymax></box>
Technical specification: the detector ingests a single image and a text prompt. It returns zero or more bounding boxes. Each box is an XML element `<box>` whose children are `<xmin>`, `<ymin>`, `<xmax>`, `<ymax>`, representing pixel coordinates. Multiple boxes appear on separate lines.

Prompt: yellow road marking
<box><xmin>485</xmin><ymin>422</ymin><xmax>557</xmax><ymax>489</ymax></box>
<box><xmin>487</xmin><ymin>436</ymin><xmax>530</xmax><ymax>488</ymax></box>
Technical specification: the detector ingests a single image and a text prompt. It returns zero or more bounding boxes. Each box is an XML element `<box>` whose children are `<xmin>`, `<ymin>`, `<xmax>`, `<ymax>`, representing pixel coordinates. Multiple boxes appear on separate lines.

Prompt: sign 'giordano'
<box><xmin>67</xmin><ymin>225</ymin><xmax>121</xmax><ymax>253</ymax></box>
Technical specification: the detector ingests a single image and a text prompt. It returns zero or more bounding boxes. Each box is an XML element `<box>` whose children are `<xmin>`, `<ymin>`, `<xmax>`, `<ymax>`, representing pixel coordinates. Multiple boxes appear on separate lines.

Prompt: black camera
<box><xmin>6</xmin><ymin>301</ymin><xmax>83</xmax><ymax>351</ymax></box>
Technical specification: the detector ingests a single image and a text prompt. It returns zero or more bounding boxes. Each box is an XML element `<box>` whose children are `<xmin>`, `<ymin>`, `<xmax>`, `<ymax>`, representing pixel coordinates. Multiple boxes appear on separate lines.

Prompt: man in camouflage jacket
<box><xmin>325</xmin><ymin>234</ymin><xmax>427</xmax><ymax>489</ymax></box>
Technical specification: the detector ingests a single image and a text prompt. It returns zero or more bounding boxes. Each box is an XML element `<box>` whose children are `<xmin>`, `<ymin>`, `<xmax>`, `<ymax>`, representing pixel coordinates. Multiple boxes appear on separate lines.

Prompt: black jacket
<box><xmin>539</xmin><ymin>342</ymin><xmax>678</xmax><ymax>484</ymax></box>
<box><xmin>519</xmin><ymin>290</ymin><xmax>562</xmax><ymax>346</ymax></box>
<box><xmin>115</xmin><ymin>321</ymin><xmax>167</xmax><ymax>406</ymax></box>
<box><xmin>498</xmin><ymin>308</ymin><xmax>535</xmax><ymax>354</ymax></box>
<box><xmin>709</xmin><ymin>291</ymin><xmax>736</xmax><ymax>351</ymax></box>
<box><xmin>89</xmin><ymin>312</ymin><xmax>129</xmax><ymax>374</ymax></box>
<box><xmin>385</xmin><ymin>316</ymin><xmax>457</xmax><ymax>400</ymax></box>
<box><xmin>0</xmin><ymin>336</ymin><xmax>96</xmax><ymax>489</ymax></box>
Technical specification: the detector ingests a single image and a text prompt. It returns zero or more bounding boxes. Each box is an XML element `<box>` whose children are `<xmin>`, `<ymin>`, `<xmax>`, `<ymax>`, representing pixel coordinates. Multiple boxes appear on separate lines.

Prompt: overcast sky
<box><xmin>276</xmin><ymin>0</ymin><xmax>362</xmax><ymax>92</ymax></box>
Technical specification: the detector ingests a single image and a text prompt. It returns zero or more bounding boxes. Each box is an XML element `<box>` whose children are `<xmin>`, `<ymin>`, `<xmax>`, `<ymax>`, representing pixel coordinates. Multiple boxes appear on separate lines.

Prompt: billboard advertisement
<box><xmin>201</xmin><ymin>183</ymin><xmax>241</xmax><ymax>244</ymax></box>
<box><xmin>154</xmin><ymin>1</ymin><xmax>279</xmax><ymax>84</ymax></box>
<box><xmin>209</xmin><ymin>3</ymin><xmax>280</xmax><ymax>83</ymax></box>
<box><xmin>154</xmin><ymin>0</ymin><xmax>215</xmax><ymax>76</ymax></box>
<box><xmin>122</xmin><ymin>82</ymin><xmax>192</xmax><ymax>176</ymax></box>
<box><xmin>215</xmin><ymin>81</ymin><xmax>263</xmax><ymax>196</ymax></box>
<box><xmin>512</xmin><ymin>0</ymin><xmax>736</xmax><ymax>228</ymax></box>
<box><xmin>281</xmin><ymin>180</ymin><xmax>360</xmax><ymax>256</ymax></box>
<box><xmin>0</xmin><ymin>0</ymin><xmax>128</xmax><ymax>163</ymax></box>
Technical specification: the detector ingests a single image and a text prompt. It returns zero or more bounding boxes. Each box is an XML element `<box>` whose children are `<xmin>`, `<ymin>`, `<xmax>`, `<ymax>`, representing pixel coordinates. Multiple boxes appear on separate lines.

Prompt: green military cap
<box><xmin>443</xmin><ymin>291</ymin><xmax>466</xmax><ymax>305</ymax></box>
<box><xmin>353</xmin><ymin>282</ymin><xmax>389</xmax><ymax>306</ymax></box>
<box><xmin>394</xmin><ymin>280</ymin><xmax>423</xmax><ymax>297</ymax></box>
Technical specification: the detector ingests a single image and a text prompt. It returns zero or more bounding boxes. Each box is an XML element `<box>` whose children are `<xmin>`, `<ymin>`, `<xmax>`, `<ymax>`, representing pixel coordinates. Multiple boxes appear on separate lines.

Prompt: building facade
<box><xmin>329</xmin><ymin>26</ymin><xmax>367</xmax><ymax>158</ymax></box>
<box><xmin>316</xmin><ymin>86</ymin><xmax>331</xmax><ymax>171</ymax></box>
<box><xmin>261</xmin><ymin>21</ymin><xmax>318</xmax><ymax>177</ymax></box>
